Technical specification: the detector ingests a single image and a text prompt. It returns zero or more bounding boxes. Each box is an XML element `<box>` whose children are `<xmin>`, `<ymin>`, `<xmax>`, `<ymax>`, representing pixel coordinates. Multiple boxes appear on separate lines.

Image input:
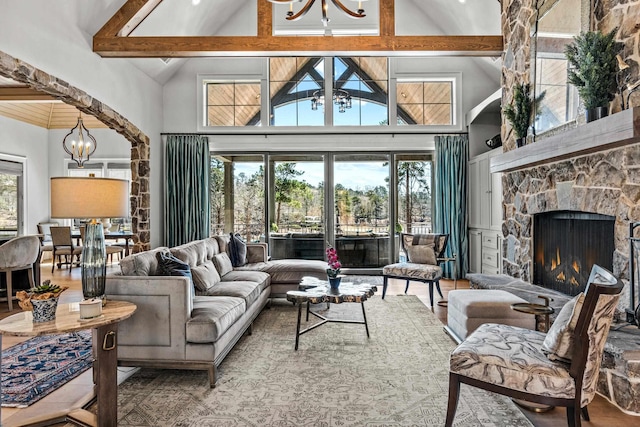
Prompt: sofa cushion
<box><xmin>202</xmin><ymin>281</ymin><xmax>262</xmax><ymax>307</ymax></box>
<box><xmin>120</xmin><ymin>247</ymin><xmax>169</xmax><ymax>276</ymax></box>
<box><xmin>213</xmin><ymin>252</ymin><xmax>234</xmax><ymax>276</ymax></box>
<box><xmin>220</xmin><ymin>270</ymin><xmax>270</xmax><ymax>293</ymax></box>
<box><xmin>191</xmin><ymin>260</ymin><xmax>221</xmax><ymax>293</ymax></box>
<box><xmin>187</xmin><ymin>296</ymin><xmax>246</xmax><ymax>343</ymax></box>
<box><xmin>246</xmin><ymin>259</ymin><xmax>327</xmax><ymax>284</ymax></box>
<box><xmin>228</xmin><ymin>233</ymin><xmax>247</xmax><ymax>267</ymax></box>
<box><xmin>542</xmin><ymin>293</ymin><xmax>585</xmax><ymax>362</ymax></box>
<box><xmin>170</xmin><ymin>240</ymin><xmax>207</xmax><ymax>267</ymax></box>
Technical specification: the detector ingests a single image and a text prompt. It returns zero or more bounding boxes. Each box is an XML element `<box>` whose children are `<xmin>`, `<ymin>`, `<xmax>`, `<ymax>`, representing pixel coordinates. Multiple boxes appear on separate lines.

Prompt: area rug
<box><xmin>117</xmin><ymin>296</ymin><xmax>533</xmax><ymax>426</ymax></box>
<box><xmin>1</xmin><ymin>330</ymin><xmax>93</xmax><ymax>407</ymax></box>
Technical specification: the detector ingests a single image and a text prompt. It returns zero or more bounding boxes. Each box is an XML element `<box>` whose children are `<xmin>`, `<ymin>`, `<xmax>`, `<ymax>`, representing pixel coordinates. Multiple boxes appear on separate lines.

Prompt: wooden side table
<box><xmin>0</xmin><ymin>300</ymin><xmax>136</xmax><ymax>426</ymax></box>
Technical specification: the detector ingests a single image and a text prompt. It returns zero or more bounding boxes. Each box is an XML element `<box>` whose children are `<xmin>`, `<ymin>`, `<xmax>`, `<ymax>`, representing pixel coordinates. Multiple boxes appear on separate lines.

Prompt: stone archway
<box><xmin>0</xmin><ymin>50</ymin><xmax>150</xmax><ymax>252</ymax></box>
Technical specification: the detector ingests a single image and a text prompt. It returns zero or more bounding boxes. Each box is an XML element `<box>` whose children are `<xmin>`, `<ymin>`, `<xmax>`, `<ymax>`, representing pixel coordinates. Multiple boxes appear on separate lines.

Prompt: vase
<box><xmin>585</xmin><ymin>106</ymin><xmax>609</xmax><ymax>123</ymax></box>
<box><xmin>328</xmin><ymin>276</ymin><xmax>341</xmax><ymax>290</ymax></box>
<box><xmin>515</xmin><ymin>137</ymin><xmax>525</xmax><ymax>148</ymax></box>
<box><xmin>31</xmin><ymin>297</ymin><xmax>59</xmax><ymax>323</ymax></box>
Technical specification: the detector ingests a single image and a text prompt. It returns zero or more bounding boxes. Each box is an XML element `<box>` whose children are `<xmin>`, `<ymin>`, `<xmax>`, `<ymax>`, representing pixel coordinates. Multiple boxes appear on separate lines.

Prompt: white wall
<box><xmin>0</xmin><ymin>0</ymin><xmax>165</xmax><ymax>247</ymax></box>
<box><xmin>0</xmin><ymin>116</ymin><xmax>50</xmax><ymax>234</ymax></box>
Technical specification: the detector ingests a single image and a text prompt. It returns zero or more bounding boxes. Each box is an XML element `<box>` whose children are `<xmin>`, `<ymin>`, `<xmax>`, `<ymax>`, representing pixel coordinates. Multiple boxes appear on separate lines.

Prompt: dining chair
<box><xmin>50</xmin><ymin>226</ymin><xmax>83</xmax><ymax>272</ymax></box>
<box><xmin>0</xmin><ymin>235</ymin><xmax>40</xmax><ymax>311</ymax></box>
<box><xmin>37</xmin><ymin>221</ymin><xmax>58</xmax><ymax>261</ymax></box>
<box><xmin>445</xmin><ymin>264</ymin><xmax>623</xmax><ymax>427</ymax></box>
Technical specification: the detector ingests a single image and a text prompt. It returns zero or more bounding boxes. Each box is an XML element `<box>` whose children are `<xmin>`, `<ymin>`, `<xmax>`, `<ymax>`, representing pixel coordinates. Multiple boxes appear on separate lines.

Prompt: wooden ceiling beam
<box><xmin>95</xmin><ymin>0</ymin><xmax>164</xmax><ymax>38</ymax></box>
<box><xmin>93</xmin><ymin>0</ymin><xmax>503</xmax><ymax>57</ymax></box>
<box><xmin>93</xmin><ymin>35</ymin><xmax>503</xmax><ymax>57</ymax></box>
<box><xmin>0</xmin><ymin>87</ymin><xmax>58</xmax><ymax>101</ymax></box>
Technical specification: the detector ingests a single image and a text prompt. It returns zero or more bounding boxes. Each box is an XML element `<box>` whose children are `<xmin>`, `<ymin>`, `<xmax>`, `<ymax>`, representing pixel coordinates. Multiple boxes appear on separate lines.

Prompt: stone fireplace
<box><xmin>492</xmin><ymin>109</ymin><xmax>640</xmax><ymax>414</ymax></box>
<box><xmin>533</xmin><ymin>211</ymin><xmax>615</xmax><ymax>296</ymax></box>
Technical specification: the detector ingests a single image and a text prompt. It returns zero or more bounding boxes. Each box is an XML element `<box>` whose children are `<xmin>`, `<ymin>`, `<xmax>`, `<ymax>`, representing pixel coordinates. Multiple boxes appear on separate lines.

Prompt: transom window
<box><xmin>205</xmin><ymin>81</ymin><xmax>261</xmax><ymax>127</ymax></box>
<box><xmin>396</xmin><ymin>79</ymin><xmax>454</xmax><ymax>126</ymax></box>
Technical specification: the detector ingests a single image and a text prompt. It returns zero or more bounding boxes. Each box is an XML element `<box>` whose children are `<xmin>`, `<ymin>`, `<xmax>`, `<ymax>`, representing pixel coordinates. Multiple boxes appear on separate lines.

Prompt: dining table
<box><xmin>71</xmin><ymin>231</ymin><xmax>134</xmax><ymax>256</ymax></box>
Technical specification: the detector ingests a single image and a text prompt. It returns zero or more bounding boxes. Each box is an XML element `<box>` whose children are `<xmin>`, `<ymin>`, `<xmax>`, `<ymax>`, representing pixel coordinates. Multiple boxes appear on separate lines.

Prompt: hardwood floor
<box><xmin>0</xmin><ymin>265</ymin><xmax>637</xmax><ymax>426</ymax></box>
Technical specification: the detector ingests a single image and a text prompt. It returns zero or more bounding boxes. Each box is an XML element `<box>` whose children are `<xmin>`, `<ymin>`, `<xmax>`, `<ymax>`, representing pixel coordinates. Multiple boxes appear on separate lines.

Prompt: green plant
<box><xmin>503</xmin><ymin>83</ymin><xmax>544</xmax><ymax>139</ymax></box>
<box><xmin>564</xmin><ymin>29</ymin><xmax>623</xmax><ymax>110</ymax></box>
<box><xmin>31</xmin><ymin>280</ymin><xmax>63</xmax><ymax>295</ymax></box>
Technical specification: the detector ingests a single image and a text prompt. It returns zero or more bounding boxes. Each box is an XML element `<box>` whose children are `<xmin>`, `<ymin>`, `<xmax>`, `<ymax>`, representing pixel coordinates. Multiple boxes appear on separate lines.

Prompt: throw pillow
<box><xmin>406</xmin><ymin>245</ymin><xmax>437</xmax><ymax>265</ymax></box>
<box><xmin>228</xmin><ymin>233</ymin><xmax>247</xmax><ymax>267</ymax></box>
<box><xmin>542</xmin><ymin>293</ymin><xmax>586</xmax><ymax>362</ymax></box>
<box><xmin>155</xmin><ymin>250</ymin><xmax>192</xmax><ymax>280</ymax></box>
<box><xmin>191</xmin><ymin>260</ymin><xmax>221</xmax><ymax>293</ymax></box>
<box><xmin>213</xmin><ymin>252</ymin><xmax>234</xmax><ymax>277</ymax></box>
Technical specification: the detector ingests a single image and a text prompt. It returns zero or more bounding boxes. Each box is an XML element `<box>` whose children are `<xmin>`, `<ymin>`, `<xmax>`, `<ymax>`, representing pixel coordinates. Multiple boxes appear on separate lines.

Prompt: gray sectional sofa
<box><xmin>105</xmin><ymin>235</ymin><xmax>327</xmax><ymax>387</ymax></box>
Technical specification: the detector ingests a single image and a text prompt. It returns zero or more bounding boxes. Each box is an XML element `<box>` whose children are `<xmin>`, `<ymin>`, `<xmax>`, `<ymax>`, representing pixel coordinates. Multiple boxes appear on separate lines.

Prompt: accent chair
<box><xmin>445</xmin><ymin>264</ymin><xmax>623</xmax><ymax>427</ymax></box>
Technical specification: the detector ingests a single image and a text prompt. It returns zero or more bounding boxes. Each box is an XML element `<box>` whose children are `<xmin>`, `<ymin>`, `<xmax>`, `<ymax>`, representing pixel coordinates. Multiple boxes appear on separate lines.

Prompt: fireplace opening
<box><xmin>533</xmin><ymin>211</ymin><xmax>615</xmax><ymax>296</ymax></box>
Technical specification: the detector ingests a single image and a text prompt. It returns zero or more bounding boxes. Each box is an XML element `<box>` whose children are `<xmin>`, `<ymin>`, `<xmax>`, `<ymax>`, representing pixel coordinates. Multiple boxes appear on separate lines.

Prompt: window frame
<box><xmin>392</xmin><ymin>73</ymin><xmax>462</xmax><ymax>132</ymax></box>
<box><xmin>0</xmin><ymin>153</ymin><xmax>26</xmax><ymax>236</ymax></box>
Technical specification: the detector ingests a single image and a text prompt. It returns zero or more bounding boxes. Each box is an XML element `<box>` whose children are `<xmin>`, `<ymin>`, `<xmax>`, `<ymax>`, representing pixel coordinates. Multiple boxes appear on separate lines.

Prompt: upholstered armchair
<box><xmin>445</xmin><ymin>264</ymin><xmax>623</xmax><ymax>427</ymax></box>
<box><xmin>382</xmin><ymin>233</ymin><xmax>450</xmax><ymax>307</ymax></box>
<box><xmin>0</xmin><ymin>235</ymin><xmax>40</xmax><ymax>311</ymax></box>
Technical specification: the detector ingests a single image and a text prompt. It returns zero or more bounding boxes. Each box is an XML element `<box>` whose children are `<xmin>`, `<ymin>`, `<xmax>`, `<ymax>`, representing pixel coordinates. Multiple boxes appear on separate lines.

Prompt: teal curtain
<box><xmin>433</xmin><ymin>135</ymin><xmax>469</xmax><ymax>279</ymax></box>
<box><xmin>164</xmin><ymin>135</ymin><xmax>210</xmax><ymax>247</ymax></box>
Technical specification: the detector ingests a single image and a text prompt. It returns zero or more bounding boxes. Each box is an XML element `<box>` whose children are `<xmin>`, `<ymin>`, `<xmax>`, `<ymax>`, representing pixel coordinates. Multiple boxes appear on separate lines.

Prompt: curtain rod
<box><xmin>160</xmin><ymin>132</ymin><xmax>469</xmax><ymax>137</ymax></box>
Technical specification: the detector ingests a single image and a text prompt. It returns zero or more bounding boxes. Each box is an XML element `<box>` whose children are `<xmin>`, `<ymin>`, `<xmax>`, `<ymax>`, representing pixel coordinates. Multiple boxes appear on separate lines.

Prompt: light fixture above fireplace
<box><xmin>268</xmin><ymin>0</ymin><xmax>366</xmax><ymax>27</ymax></box>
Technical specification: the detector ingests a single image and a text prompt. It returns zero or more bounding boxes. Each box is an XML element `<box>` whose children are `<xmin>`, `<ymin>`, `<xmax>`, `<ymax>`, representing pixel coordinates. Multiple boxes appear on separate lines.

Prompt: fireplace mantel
<box><xmin>490</xmin><ymin>107</ymin><xmax>640</xmax><ymax>173</ymax></box>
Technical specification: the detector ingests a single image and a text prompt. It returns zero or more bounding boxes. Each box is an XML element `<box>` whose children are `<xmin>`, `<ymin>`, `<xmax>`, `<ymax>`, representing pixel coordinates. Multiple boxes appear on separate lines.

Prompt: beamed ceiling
<box><xmin>93</xmin><ymin>0</ymin><xmax>503</xmax><ymax>58</ymax></box>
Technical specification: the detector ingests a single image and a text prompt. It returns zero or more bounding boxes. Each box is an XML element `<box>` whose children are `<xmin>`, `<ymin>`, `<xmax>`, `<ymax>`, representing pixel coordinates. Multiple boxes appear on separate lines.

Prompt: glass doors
<box><xmin>209</xmin><ymin>151</ymin><xmax>433</xmax><ymax>268</ymax></box>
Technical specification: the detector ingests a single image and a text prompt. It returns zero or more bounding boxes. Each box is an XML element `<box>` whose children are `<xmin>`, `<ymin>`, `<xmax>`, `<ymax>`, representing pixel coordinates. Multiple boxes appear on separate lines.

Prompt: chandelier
<box><xmin>311</xmin><ymin>89</ymin><xmax>352</xmax><ymax>113</ymax></box>
<box><xmin>62</xmin><ymin>114</ymin><xmax>97</xmax><ymax>168</ymax></box>
<box><xmin>268</xmin><ymin>0</ymin><xmax>366</xmax><ymax>27</ymax></box>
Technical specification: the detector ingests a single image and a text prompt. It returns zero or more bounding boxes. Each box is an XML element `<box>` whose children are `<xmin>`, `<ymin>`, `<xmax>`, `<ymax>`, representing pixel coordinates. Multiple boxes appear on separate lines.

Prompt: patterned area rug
<box><xmin>117</xmin><ymin>296</ymin><xmax>533</xmax><ymax>426</ymax></box>
<box><xmin>2</xmin><ymin>330</ymin><xmax>93</xmax><ymax>407</ymax></box>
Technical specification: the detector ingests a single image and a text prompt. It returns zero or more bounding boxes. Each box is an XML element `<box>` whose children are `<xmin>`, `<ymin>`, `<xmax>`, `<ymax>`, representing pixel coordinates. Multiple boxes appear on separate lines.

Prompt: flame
<box><xmin>557</xmin><ymin>271</ymin><xmax>565</xmax><ymax>281</ymax></box>
<box><xmin>572</xmin><ymin>260</ymin><xmax>579</xmax><ymax>273</ymax></box>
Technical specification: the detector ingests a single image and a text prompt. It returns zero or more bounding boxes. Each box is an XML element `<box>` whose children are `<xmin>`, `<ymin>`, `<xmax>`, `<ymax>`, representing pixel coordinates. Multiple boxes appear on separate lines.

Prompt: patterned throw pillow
<box><xmin>228</xmin><ymin>233</ymin><xmax>247</xmax><ymax>267</ymax></box>
<box><xmin>213</xmin><ymin>252</ymin><xmax>234</xmax><ymax>277</ymax></box>
<box><xmin>542</xmin><ymin>293</ymin><xmax>585</xmax><ymax>362</ymax></box>
<box><xmin>155</xmin><ymin>250</ymin><xmax>193</xmax><ymax>294</ymax></box>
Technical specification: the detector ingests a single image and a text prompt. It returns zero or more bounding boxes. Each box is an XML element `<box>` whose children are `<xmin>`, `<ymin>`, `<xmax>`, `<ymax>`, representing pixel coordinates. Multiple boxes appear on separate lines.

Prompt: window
<box><xmin>395</xmin><ymin>154</ymin><xmax>433</xmax><ymax>234</ymax></box>
<box><xmin>210</xmin><ymin>154</ymin><xmax>265</xmax><ymax>242</ymax></box>
<box><xmin>269</xmin><ymin>57</ymin><xmax>389</xmax><ymax>127</ymax></box>
<box><xmin>396</xmin><ymin>79</ymin><xmax>454</xmax><ymax>125</ymax></box>
<box><xmin>205</xmin><ymin>81</ymin><xmax>262</xmax><ymax>127</ymax></box>
<box><xmin>0</xmin><ymin>158</ymin><xmax>24</xmax><ymax>238</ymax></box>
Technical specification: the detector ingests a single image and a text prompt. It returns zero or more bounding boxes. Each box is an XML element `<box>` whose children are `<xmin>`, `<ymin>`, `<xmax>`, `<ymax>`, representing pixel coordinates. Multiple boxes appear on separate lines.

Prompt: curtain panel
<box><xmin>433</xmin><ymin>135</ymin><xmax>469</xmax><ymax>279</ymax></box>
<box><xmin>164</xmin><ymin>135</ymin><xmax>210</xmax><ymax>247</ymax></box>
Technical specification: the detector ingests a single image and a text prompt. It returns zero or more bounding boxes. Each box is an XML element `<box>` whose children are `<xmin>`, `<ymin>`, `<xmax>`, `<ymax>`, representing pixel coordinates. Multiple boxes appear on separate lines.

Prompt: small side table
<box><xmin>436</xmin><ymin>255</ymin><xmax>457</xmax><ymax>307</ymax></box>
<box><xmin>511</xmin><ymin>295</ymin><xmax>554</xmax><ymax>332</ymax></box>
<box><xmin>0</xmin><ymin>300</ymin><xmax>136</xmax><ymax>426</ymax></box>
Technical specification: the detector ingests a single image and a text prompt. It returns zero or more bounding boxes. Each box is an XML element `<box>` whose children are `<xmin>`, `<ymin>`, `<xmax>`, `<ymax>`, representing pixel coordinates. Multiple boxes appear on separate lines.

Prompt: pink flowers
<box><xmin>326</xmin><ymin>246</ymin><xmax>342</xmax><ymax>278</ymax></box>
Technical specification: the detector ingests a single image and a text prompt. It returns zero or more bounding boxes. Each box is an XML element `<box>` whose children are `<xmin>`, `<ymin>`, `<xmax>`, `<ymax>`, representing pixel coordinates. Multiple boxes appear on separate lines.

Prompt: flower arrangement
<box><xmin>326</xmin><ymin>246</ymin><xmax>342</xmax><ymax>278</ymax></box>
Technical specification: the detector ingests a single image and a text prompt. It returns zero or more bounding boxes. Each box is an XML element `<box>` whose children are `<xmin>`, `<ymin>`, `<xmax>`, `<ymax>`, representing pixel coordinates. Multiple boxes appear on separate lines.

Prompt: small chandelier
<box><xmin>62</xmin><ymin>114</ymin><xmax>97</xmax><ymax>168</ymax></box>
<box><xmin>268</xmin><ymin>0</ymin><xmax>366</xmax><ymax>27</ymax></box>
<box><xmin>311</xmin><ymin>89</ymin><xmax>352</xmax><ymax>113</ymax></box>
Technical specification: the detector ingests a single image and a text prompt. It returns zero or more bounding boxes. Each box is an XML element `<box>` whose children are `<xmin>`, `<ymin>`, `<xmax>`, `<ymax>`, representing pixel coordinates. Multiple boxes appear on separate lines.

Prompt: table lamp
<box><xmin>50</xmin><ymin>176</ymin><xmax>129</xmax><ymax>303</ymax></box>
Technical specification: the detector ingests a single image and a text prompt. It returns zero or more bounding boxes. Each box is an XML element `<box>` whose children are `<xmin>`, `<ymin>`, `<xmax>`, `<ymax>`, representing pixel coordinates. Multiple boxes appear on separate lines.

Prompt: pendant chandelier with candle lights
<box><xmin>62</xmin><ymin>114</ymin><xmax>97</xmax><ymax>168</ymax></box>
<box><xmin>311</xmin><ymin>88</ymin><xmax>352</xmax><ymax>113</ymax></box>
<box><xmin>267</xmin><ymin>0</ymin><xmax>366</xmax><ymax>27</ymax></box>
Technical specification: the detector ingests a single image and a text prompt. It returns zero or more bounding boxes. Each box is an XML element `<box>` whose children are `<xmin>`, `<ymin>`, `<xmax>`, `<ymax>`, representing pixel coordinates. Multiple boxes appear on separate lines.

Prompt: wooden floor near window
<box><xmin>0</xmin><ymin>265</ymin><xmax>636</xmax><ymax>426</ymax></box>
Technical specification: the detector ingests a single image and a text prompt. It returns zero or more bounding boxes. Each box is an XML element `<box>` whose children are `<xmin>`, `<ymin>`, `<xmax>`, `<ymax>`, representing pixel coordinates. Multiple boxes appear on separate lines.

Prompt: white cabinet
<box><xmin>469</xmin><ymin>149</ymin><xmax>503</xmax><ymax>274</ymax></box>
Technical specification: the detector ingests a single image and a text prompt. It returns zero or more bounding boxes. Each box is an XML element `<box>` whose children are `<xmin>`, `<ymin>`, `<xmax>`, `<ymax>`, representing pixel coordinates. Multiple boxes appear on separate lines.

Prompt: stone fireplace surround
<box><xmin>491</xmin><ymin>109</ymin><xmax>640</xmax><ymax>414</ymax></box>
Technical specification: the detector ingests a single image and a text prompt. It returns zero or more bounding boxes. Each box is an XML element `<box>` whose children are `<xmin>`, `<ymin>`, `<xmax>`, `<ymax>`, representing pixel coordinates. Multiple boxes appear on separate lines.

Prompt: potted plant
<box><xmin>16</xmin><ymin>280</ymin><xmax>68</xmax><ymax>323</ymax></box>
<box><xmin>325</xmin><ymin>245</ymin><xmax>342</xmax><ymax>290</ymax></box>
<box><xmin>564</xmin><ymin>29</ymin><xmax>623</xmax><ymax>122</ymax></box>
<box><xmin>503</xmin><ymin>83</ymin><xmax>544</xmax><ymax>148</ymax></box>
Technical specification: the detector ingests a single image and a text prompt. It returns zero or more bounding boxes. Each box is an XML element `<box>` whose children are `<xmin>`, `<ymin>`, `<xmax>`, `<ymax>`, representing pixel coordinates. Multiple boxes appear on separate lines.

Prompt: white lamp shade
<box><xmin>50</xmin><ymin>177</ymin><xmax>129</xmax><ymax>219</ymax></box>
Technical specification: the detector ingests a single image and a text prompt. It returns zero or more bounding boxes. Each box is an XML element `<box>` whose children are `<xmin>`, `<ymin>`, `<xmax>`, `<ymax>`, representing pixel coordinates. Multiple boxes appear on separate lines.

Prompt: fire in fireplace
<box><xmin>533</xmin><ymin>211</ymin><xmax>615</xmax><ymax>296</ymax></box>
